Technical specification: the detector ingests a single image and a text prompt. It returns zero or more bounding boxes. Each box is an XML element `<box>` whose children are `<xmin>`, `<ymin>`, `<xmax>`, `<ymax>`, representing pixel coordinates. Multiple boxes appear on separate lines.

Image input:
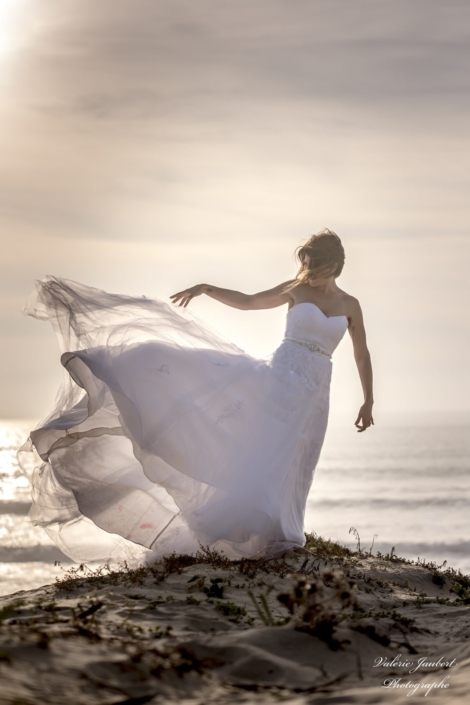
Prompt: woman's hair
<box><xmin>282</xmin><ymin>228</ymin><xmax>345</xmax><ymax>293</ymax></box>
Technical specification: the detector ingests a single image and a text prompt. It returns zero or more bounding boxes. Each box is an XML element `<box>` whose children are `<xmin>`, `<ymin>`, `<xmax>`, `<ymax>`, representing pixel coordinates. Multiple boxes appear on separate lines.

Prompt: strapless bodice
<box><xmin>283</xmin><ymin>302</ymin><xmax>349</xmax><ymax>356</ymax></box>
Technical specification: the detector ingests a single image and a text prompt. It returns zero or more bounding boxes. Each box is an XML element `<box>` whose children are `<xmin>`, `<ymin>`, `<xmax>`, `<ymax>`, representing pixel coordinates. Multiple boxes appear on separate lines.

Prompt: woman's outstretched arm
<box><xmin>170</xmin><ymin>280</ymin><xmax>295</xmax><ymax>310</ymax></box>
<box><xmin>348</xmin><ymin>298</ymin><xmax>374</xmax><ymax>432</ymax></box>
<box><xmin>170</xmin><ymin>283</ymin><xmax>249</xmax><ymax>309</ymax></box>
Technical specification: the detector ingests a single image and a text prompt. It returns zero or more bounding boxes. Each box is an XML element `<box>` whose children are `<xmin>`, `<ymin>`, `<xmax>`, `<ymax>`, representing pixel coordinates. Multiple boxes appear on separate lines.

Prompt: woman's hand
<box><xmin>355</xmin><ymin>402</ymin><xmax>374</xmax><ymax>432</ymax></box>
<box><xmin>170</xmin><ymin>284</ymin><xmax>207</xmax><ymax>308</ymax></box>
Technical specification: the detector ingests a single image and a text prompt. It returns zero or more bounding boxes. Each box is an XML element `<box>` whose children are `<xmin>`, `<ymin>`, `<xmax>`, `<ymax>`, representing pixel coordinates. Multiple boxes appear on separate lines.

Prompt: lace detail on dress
<box><xmin>215</xmin><ymin>398</ymin><xmax>245</xmax><ymax>425</ymax></box>
<box><xmin>269</xmin><ymin>340</ymin><xmax>328</xmax><ymax>393</ymax></box>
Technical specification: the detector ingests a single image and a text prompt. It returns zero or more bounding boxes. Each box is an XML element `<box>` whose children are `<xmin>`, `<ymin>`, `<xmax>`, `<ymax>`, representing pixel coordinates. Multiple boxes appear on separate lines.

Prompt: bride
<box><xmin>17</xmin><ymin>229</ymin><xmax>374</xmax><ymax>564</ymax></box>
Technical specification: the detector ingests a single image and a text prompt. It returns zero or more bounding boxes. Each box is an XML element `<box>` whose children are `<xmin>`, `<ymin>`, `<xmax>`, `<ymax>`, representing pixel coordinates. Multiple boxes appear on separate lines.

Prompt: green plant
<box><xmin>214</xmin><ymin>600</ymin><xmax>247</xmax><ymax>622</ymax></box>
<box><xmin>186</xmin><ymin>595</ymin><xmax>201</xmax><ymax>605</ymax></box>
<box><xmin>304</xmin><ymin>531</ymin><xmax>356</xmax><ymax>563</ymax></box>
<box><xmin>452</xmin><ymin>582</ymin><xmax>470</xmax><ymax>604</ymax></box>
<box><xmin>203</xmin><ymin>577</ymin><xmax>226</xmax><ymax>599</ymax></box>
<box><xmin>247</xmin><ymin>588</ymin><xmax>288</xmax><ymax>627</ymax></box>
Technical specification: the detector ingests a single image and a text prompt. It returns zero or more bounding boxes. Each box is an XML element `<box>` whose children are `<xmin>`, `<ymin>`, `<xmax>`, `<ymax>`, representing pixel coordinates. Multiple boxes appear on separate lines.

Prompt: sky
<box><xmin>1</xmin><ymin>0</ymin><xmax>469</xmax><ymax>424</ymax></box>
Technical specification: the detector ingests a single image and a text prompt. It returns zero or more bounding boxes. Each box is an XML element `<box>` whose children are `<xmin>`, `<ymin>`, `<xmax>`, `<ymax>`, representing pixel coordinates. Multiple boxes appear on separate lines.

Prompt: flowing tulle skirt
<box><xmin>17</xmin><ymin>276</ymin><xmax>331</xmax><ymax>564</ymax></box>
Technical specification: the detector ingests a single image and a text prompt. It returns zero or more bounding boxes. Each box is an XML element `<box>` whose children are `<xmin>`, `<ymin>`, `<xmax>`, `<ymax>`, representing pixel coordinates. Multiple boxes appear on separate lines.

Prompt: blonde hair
<box><xmin>282</xmin><ymin>228</ymin><xmax>345</xmax><ymax>293</ymax></box>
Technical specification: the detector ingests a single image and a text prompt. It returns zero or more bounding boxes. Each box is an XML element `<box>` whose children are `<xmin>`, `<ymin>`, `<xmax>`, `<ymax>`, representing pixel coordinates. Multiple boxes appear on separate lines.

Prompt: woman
<box><xmin>18</xmin><ymin>229</ymin><xmax>373</xmax><ymax>564</ymax></box>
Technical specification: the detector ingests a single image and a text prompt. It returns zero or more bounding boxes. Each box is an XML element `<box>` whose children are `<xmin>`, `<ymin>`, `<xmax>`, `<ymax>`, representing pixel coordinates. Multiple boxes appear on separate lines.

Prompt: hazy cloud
<box><xmin>1</xmin><ymin>0</ymin><xmax>469</xmax><ymax>417</ymax></box>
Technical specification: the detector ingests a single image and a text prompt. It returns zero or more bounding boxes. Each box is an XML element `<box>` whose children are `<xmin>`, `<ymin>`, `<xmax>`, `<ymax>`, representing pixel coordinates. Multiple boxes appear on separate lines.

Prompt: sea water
<box><xmin>307</xmin><ymin>421</ymin><xmax>470</xmax><ymax>574</ymax></box>
<box><xmin>1</xmin><ymin>419</ymin><xmax>469</xmax><ymax>598</ymax></box>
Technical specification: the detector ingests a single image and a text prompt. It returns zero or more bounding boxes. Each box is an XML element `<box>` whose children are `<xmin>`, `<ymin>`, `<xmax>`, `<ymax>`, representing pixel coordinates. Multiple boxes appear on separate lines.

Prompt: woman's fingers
<box><xmin>355</xmin><ymin>407</ymin><xmax>374</xmax><ymax>432</ymax></box>
<box><xmin>355</xmin><ymin>415</ymin><xmax>373</xmax><ymax>432</ymax></box>
<box><xmin>355</xmin><ymin>410</ymin><xmax>364</xmax><ymax>428</ymax></box>
<box><xmin>170</xmin><ymin>291</ymin><xmax>191</xmax><ymax>306</ymax></box>
<box><xmin>170</xmin><ymin>285</ymin><xmax>204</xmax><ymax>307</ymax></box>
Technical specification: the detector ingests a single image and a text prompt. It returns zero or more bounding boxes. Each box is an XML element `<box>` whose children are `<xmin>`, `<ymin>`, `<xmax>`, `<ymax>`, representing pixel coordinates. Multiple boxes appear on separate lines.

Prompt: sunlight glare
<box><xmin>0</xmin><ymin>0</ymin><xmax>27</xmax><ymax>55</ymax></box>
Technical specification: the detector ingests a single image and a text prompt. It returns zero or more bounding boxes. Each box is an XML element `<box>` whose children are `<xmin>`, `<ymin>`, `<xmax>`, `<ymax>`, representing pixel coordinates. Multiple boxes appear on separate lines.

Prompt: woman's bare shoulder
<box><xmin>336</xmin><ymin>288</ymin><xmax>362</xmax><ymax>314</ymax></box>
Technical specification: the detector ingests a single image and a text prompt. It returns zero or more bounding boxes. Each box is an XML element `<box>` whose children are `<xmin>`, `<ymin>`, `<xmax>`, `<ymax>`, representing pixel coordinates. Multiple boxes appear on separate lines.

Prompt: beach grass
<box><xmin>0</xmin><ymin>530</ymin><xmax>469</xmax><ymax>703</ymax></box>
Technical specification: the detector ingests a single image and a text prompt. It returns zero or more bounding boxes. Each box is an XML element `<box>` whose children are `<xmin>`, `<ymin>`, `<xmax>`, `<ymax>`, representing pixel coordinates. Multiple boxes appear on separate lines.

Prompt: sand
<box><xmin>0</xmin><ymin>534</ymin><xmax>469</xmax><ymax>704</ymax></box>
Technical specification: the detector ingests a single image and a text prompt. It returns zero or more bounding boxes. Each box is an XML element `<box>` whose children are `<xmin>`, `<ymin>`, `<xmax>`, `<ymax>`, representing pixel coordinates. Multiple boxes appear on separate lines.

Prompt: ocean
<box><xmin>1</xmin><ymin>419</ymin><xmax>469</xmax><ymax>598</ymax></box>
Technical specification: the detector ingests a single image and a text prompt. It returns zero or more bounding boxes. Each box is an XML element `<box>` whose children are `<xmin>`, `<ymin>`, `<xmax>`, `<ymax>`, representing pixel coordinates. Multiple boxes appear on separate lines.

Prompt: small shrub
<box><xmin>276</xmin><ymin>569</ymin><xmax>359</xmax><ymax>650</ymax></box>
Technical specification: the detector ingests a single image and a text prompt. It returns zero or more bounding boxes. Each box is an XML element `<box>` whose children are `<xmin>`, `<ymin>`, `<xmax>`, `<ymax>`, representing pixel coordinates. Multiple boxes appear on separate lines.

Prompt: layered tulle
<box><xmin>17</xmin><ymin>276</ymin><xmax>347</xmax><ymax>564</ymax></box>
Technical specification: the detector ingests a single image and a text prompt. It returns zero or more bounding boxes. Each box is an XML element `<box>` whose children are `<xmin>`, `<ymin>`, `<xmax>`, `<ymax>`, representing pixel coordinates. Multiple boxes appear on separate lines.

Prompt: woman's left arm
<box><xmin>348</xmin><ymin>298</ymin><xmax>374</xmax><ymax>432</ymax></box>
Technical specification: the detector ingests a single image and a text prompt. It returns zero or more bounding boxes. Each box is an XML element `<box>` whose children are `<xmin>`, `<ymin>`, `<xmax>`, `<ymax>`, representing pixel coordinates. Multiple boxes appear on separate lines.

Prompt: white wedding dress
<box><xmin>17</xmin><ymin>276</ymin><xmax>348</xmax><ymax>565</ymax></box>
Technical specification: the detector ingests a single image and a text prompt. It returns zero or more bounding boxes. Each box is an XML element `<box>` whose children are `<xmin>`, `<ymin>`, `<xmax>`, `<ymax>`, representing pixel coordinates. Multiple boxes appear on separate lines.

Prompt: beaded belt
<box><xmin>283</xmin><ymin>336</ymin><xmax>331</xmax><ymax>359</ymax></box>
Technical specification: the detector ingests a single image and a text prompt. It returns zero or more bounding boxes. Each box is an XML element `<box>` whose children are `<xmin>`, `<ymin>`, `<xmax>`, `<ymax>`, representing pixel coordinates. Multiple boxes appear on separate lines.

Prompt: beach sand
<box><xmin>0</xmin><ymin>534</ymin><xmax>469</xmax><ymax>704</ymax></box>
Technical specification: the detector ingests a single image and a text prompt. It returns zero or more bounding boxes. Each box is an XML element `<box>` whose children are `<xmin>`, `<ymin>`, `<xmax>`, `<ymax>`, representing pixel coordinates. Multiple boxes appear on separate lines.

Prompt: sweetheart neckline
<box><xmin>287</xmin><ymin>301</ymin><xmax>348</xmax><ymax>321</ymax></box>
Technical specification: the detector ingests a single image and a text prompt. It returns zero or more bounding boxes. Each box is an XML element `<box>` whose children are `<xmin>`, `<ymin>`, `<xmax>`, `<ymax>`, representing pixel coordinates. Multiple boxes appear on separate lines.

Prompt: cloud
<box><xmin>1</xmin><ymin>0</ymin><xmax>470</xmax><ymax>416</ymax></box>
<box><xmin>15</xmin><ymin>1</ymin><xmax>470</xmax><ymax>118</ymax></box>
<box><xmin>2</xmin><ymin>0</ymin><xmax>469</xmax><ymax>244</ymax></box>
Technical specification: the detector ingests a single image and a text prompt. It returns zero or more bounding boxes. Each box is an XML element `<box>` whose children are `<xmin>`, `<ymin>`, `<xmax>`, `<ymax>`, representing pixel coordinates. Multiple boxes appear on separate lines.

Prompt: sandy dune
<box><xmin>0</xmin><ymin>535</ymin><xmax>469</xmax><ymax>704</ymax></box>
